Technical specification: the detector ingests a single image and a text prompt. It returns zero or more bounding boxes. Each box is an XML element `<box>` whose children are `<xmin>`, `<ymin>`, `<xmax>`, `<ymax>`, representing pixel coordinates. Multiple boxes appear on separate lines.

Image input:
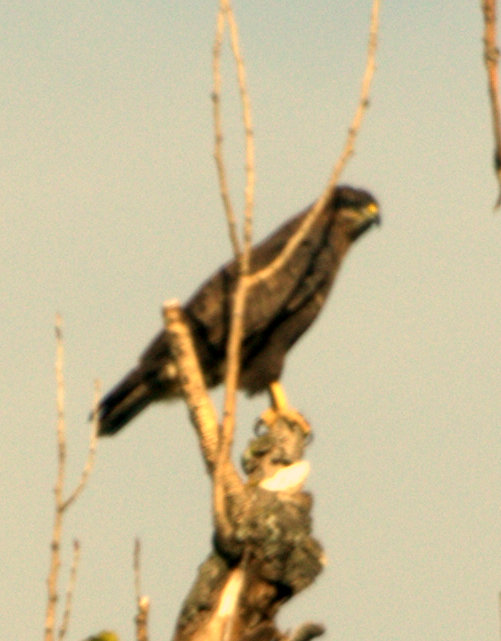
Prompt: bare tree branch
<box><xmin>212</xmin><ymin>0</ymin><xmax>255</xmax><ymax>260</ymax></box>
<box><xmin>225</xmin><ymin>1</ymin><xmax>256</xmax><ymax>253</ymax></box>
<box><xmin>246</xmin><ymin>0</ymin><xmax>380</xmax><ymax>291</ymax></box>
<box><xmin>213</xmin><ymin>0</ymin><xmax>256</xmax><ymax>468</ymax></box>
<box><xmin>62</xmin><ymin>381</ymin><xmax>99</xmax><ymax>511</ymax></box>
<box><xmin>162</xmin><ymin>301</ymin><xmax>221</xmax><ymax>470</ymax></box>
<box><xmin>481</xmin><ymin>0</ymin><xmax>501</xmax><ymax>207</ymax></box>
<box><xmin>162</xmin><ymin>304</ymin><xmax>323</xmax><ymax>641</ymax></box>
<box><xmin>212</xmin><ymin>6</ymin><xmax>240</xmax><ymax>256</ymax></box>
<box><xmin>162</xmin><ymin>300</ymin><xmax>244</xmax><ymax>549</ymax></box>
<box><xmin>133</xmin><ymin>539</ymin><xmax>149</xmax><ymax>641</ymax></box>
<box><xmin>165</xmin><ymin>288</ymin><xmax>324</xmax><ymax>641</ymax></box>
<box><xmin>44</xmin><ymin>316</ymin><xmax>99</xmax><ymax>641</ymax></box>
<box><xmin>170</xmin><ymin>3</ymin><xmax>380</xmax><ymax>639</ymax></box>
<box><xmin>44</xmin><ymin>314</ymin><xmax>66</xmax><ymax>641</ymax></box>
<box><xmin>210</xmin><ymin>0</ymin><xmax>259</xmax><ymax>563</ymax></box>
<box><xmin>134</xmin><ymin>538</ymin><xmax>142</xmax><ymax>606</ymax></box>
<box><xmin>58</xmin><ymin>540</ymin><xmax>81</xmax><ymax>641</ymax></box>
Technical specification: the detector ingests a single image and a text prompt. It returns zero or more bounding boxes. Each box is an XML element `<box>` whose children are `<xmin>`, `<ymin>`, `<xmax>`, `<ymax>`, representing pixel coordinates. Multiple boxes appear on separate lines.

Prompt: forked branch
<box><xmin>167</xmin><ymin>2</ymin><xmax>381</xmax><ymax>640</ymax></box>
<box><xmin>44</xmin><ymin>316</ymin><xmax>99</xmax><ymax>641</ymax></box>
<box><xmin>212</xmin><ymin>0</ymin><xmax>256</xmax><ymax>464</ymax></box>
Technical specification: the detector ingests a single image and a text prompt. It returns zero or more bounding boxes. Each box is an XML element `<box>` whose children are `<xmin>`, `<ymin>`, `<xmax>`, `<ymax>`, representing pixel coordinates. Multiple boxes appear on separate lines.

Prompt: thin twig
<box><xmin>225</xmin><ymin>3</ymin><xmax>255</xmax><ymax>253</ymax></box>
<box><xmin>44</xmin><ymin>316</ymin><xmax>99</xmax><ymax>641</ymax></box>
<box><xmin>246</xmin><ymin>0</ymin><xmax>380</xmax><ymax>291</ymax></box>
<box><xmin>58</xmin><ymin>540</ymin><xmax>81</xmax><ymax>641</ymax></box>
<box><xmin>218</xmin><ymin>0</ymin><xmax>255</xmax><ymax>461</ymax></box>
<box><xmin>211</xmin><ymin>0</ymin><xmax>256</xmax><ymax>550</ymax></box>
<box><xmin>134</xmin><ymin>539</ymin><xmax>150</xmax><ymax>641</ymax></box>
<box><xmin>212</xmin><ymin>6</ymin><xmax>240</xmax><ymax>257</ymax></box>
<box><xmin>44</xmin><ymin>314</ymin><xmax>66</xmax><ymax>641</ymax></box>
<box><xmin>61</xmin><ymin>380</ymin><xmax>99</xmax><ymax>511</ymax></box>
<box><xmin>134</xmin><ymin>538</ymin><xmax>142</xmax><ymax>605</ymax></box>
<box><xmin>481</xmin><ymin>0</ymin><xmax>501</xmax><ymax>207</ymax></box>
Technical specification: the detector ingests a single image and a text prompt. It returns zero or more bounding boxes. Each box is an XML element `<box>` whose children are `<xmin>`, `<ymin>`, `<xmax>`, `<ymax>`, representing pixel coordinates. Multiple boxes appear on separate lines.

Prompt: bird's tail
<box><xmin>95</xmin><ymin>367</ymin><xmax>156</xmax><ymax>436</ymax></box>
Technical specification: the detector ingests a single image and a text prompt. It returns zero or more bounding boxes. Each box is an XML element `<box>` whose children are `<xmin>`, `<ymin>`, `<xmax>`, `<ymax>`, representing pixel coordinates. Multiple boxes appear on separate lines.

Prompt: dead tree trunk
<box><xmin>164</xmin><ymin>303</ymin><xmax>325</xmax><ymax>641</ymax></box>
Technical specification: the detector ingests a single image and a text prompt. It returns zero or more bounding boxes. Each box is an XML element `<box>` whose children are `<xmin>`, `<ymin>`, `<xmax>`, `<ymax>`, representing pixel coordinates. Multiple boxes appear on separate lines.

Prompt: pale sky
<box><xmin>2</xmin><ymin>2</ymin><xmax>501</xmax><ymax>641</ymax></box>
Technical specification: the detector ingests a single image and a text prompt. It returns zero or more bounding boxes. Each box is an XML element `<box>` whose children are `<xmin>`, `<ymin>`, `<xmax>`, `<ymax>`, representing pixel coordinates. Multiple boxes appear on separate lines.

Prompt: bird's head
<box><xmin>331</xmin><ymin>185</ymin><xmax>381</xmax><ymax>241</ymax></box>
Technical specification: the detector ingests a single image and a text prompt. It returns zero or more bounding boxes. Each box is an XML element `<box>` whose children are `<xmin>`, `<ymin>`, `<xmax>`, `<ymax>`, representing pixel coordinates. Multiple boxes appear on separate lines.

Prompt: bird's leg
<box><xmin>258</xmin><ymin>381</ymin><xmax>311</xmax><ymax>434</ymax></box>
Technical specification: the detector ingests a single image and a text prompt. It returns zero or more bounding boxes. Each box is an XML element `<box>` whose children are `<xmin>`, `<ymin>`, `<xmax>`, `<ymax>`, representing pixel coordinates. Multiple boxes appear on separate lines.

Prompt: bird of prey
<box><xmin>96</xmin><ymin>185</ymin><xmax>380</xmax><ymax>436</ymax></box>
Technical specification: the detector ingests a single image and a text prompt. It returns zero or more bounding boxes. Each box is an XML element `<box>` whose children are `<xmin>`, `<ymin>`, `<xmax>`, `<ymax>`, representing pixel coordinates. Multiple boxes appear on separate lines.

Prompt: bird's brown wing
<box><xmin>185</xmin><ymin>203</ymin><xmax>333</xmax><ymax>343</ymax></box>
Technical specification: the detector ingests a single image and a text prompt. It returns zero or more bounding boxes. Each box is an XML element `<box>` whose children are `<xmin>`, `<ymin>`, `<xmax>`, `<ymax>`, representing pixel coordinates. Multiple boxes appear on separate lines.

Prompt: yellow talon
<box><xmin>258</xmin><ymin>381</ymin><xmax>311</xmax><ymax>434</ymax></box>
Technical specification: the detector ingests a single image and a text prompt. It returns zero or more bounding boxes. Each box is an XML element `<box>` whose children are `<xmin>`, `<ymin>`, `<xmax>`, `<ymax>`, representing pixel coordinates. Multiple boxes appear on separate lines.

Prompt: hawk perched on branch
<box><xmin>97</xmin><ymin>185</ymin><xmax>380</xmax><ymax>436</ymax></box>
